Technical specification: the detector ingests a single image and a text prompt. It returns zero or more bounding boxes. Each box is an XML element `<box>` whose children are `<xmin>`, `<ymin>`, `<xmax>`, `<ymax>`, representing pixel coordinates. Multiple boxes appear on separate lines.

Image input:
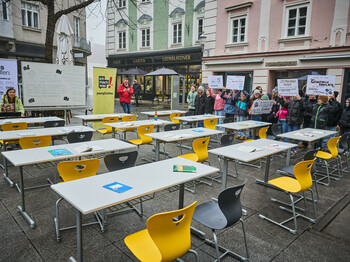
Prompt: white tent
<box><xmin>56</xmin><ymin>15</ymin><xmax>74</xmax><ymax>65</ymax></box>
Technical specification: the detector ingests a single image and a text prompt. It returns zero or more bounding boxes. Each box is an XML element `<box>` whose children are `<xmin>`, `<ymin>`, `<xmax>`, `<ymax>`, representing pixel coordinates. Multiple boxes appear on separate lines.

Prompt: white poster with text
<box><xmin>226</xmin><ymin>75</ymin><xmax>245</xmax><ymax>90</ymax></box>
<box><xmin>208</xmin><ymin>75</ymin><xmax>223</xmax><ymax>89</ymax></box>
<box><xmin>277</xmin><ymin>79</ymin><xmax>298</xmax><ymax>97</ymax></box>
<box><xmin>0</xmin><ymin>59</ymin><xmax>18</xmax><ymax>97</ymax></box>
<box><xmin>250</xmin><ymin>100</ymin><xmax>274</xmax><ymax>115</ymax></box>
<box><xmin>306</xmin><ymin>75</ymin><xmax>335</xmax><ymax>96</ymax></box>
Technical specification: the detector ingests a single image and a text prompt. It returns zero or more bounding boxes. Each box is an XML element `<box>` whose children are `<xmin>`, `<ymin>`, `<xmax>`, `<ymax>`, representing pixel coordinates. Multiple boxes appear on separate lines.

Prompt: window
<box><xmin>118</xmin><ymin>0</ymin><xmax>126</xmax><ymax>8</ymax></box>
<box><xmin>286</xmin><ymin>5</ymin><xmax>308</xmax><ymax>37</ymax></box>
<box><xmin>21</xmin><ymin>2</ymin><xmax>40</xmax><ymax>28</ymax></box>
<box><xmin>197</xmin><ymin>18</ymin><xmax>203</xmax><ymax>40</ymax></box>
<box><xmin>141</xmin><ymin>28</ymin><xmax>150</xmax><ymax>47</ymax></box>
<box><xmin>173</xmin><ymin>23</ymin><xmax>182</xmax><ymax>44</ymax></box>
<box><xmin>141</xmin><ymin>0</ymin><xmax>150</xmax><ymax>2</ymax></box>
<box><xmin>231</xmin><ymin>16</ymin><xmax>246</xmax><ymax>43</ymax></box>
<box><xmin>73</xmin><ymin>17</ymin><xmax>80</xmax><ymax>41</ymax></box>
<box><xmin>118</xmin><ymin>31</ymin><xmax>126</xmax><ymax>49</ymax></box>
<box><xmin>2</xmin><ymin>1</ymin><xmax>8</xmax><ymax>20</ymax></box>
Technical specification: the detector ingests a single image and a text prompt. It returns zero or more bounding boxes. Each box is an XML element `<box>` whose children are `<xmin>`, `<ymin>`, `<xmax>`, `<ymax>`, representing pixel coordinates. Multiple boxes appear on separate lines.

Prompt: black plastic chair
<box><xmin>193</xmin><ymin>179</ymin><xmax>249</xmax><ymax>261</ymax></box>
<box><xmin>183</xmin><ymin>111</ymin><xmax>194</xmax><ymax>128</ymax></box>
<box><xmin>223</xmin><ymin>117</ymin><xmax>234</xmax><ymax>124</ymax></box>
<box><xmin>338</xmin><ymin>133</ymin><xmax>350</xmax><ymax>173</ymax></box>
<box><xmin>43</xmin><ymin>120</ymin><xmax>65</xmax><ymax>128</ymax></box>
<box><xmin>185</xmin><ymin>111</ymin><xmax>194</xmax><ymax>116</ymax></box>
<box><xmin>163</xmin><ymin>123</ymin><xmax>180</xmax><ymax>131</ymax></box>
<box><xmin>267</xmin><ymin>123</ymin><xmax>282</xmax><ymax>140</ymax></box>
<box><xmin>67</xmin><ymin>131</ymin><xmax>93</xmax><ymax>144</ymax></box>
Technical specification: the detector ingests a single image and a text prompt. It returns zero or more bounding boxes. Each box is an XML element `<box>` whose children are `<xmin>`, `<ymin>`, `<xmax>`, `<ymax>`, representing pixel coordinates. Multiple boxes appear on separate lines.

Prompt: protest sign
<box><xmin>226</xmin><ymin>75</ymin><xmax>245</xmax><ymax>90</ymax></box>
<box><xmin>277</xmin><ymin>79</ymin><xmax>298</xmax><ymax>96</ymax></box>
<box><xmin>250</xmin><ymin>100</ymin><xmax>274</xmax><ymax>115</ymax></box>
<box><xmin>306</xmin><ymin>75</ymin><xmax>335</xmax><ymax>96</ymax></box>
<box><xmin>208</xmin><ymin>75</ymin><xmax>223</xmax><ymax>89</ymax></box>
<box><xmin>0</xmin><ymin>59</ymin><xmax>18</xmax><ymax>97</ymax></box>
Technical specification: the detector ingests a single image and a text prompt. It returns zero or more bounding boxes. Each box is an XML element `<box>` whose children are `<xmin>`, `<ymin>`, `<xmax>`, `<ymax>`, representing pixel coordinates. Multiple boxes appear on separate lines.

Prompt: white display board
<box><xmin>208</xmin><ymin>75</ymin><xmax>223</xmax><ymax>89</ymax></box>
<box><xmin>250</xmin><ymin>100</ymin><xmax>274</xmax><ymax>114</ymax></box>
<box><xmin>306</xmin><ymin>75</ymin><xmax>335</xmax><ymax>96</ymax></box>
<box><xmin>0</xmin><ymin>59</ymin><xmax>18</xmax><ymax>97</ymax></box>
<box><xmin>21</xmin><ymin>61</ymin><xmax>86</xmax><ymax>107</ymax></box>
<box><xmin>226</xmin><ymin>75</ymin><xmax>245</xmax><ymax>90</ymax></box>
<box><xmin>277</xmin><ymin>79</ymin><xmax>299</xmax><ymax>97</ymax></box>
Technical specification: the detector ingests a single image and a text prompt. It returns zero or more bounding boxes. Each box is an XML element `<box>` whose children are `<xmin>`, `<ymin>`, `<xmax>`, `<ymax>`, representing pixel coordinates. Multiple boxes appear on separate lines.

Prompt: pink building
<box><xmin>202</xmin><ymin>0</ymin><xmax>350</xmax><ymax>103</ymax></box>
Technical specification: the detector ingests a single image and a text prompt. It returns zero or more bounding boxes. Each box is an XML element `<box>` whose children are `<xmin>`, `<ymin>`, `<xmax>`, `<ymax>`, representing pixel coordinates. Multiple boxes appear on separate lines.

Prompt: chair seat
<box><xmin>179</xmin><ymin>153</ymin><xmax>199</xmax><ymax>162</ymax></box>
<box><xmin>268</xmin><ymin>177</ymin><xmax>301</xmax><ymax>193</ymax></box>
<box><xmin>118</xmin><ymin>127</ymin><xmax>135</xmax><ymax>132</ymax></box>
<box><xmin>193</xmin><ymin>201</ymin><xmax>227</xmax><ymax>230</ymax></box>
<box><xmin>316</xmin><ymin>151</ymin><xmax>333</xmax><ymax>159</ymax></box>
<box><xmin>243</xmin><ymin>139</ymin><xmax>254</xmax><ymax>143</ymax></box>
<box><xmin>129</xmin><ymin>138</ymin><xmax>152</xmax><ymax>145</ymax></box>
<box><xmin>97</xmin><ymin>128</ymin><xmax>110</xmax><ymax>134</ymax></box>
<box><xmin>124</xmin><ymin>229</ymin><xmax>162</xmax><ymax>262</ymax></box>
<box><xmin>278</xmin><ymin>165</ymin><xmax>294</xmax><ymax>176</ymax></box>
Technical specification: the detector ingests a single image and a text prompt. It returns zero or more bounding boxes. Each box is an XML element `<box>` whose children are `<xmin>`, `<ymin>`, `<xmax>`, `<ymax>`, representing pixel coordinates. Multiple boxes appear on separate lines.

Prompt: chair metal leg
<box><xmin>315</xmin><ymin>160</ymin><xmax>331</xmax><ymax>186</ymax></box>
<box><xmin>188</xmin><ymin>249</ymin><xmax>199</xmax><ymax>262</ymax></box>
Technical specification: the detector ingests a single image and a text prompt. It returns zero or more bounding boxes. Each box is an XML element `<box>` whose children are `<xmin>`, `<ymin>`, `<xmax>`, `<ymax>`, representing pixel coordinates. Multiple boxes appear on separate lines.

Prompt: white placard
<box><xmin>226</xmin><ymin>75</ymin><xmax>245</xmax><ymax>90</ymax></box>
<box><xmin>250</xmin><ymin>100</ymin><xmax>274</xmax><ymax>114</ymax></box>
<box><xmin>22</xmin><ymin>62</ymin><xmax>86</xmax><ymax>107</ymax></box>
<box><xmin>208</xmin><ymin>75</ymin><xmax>223</xmax><ymax>89</ymax></box>
<box><xmin>0</xmin><ymin>59</ymin><xmax>18</xmax><ymax>97</ymax></box>
<box><xmin>277</xmin><ymin>79</ymin><xmax>298</xmax><ymax>97</ymax></box>
<box><xmin>306</xmin><ymin>75</ymin><xmax>335</xmax><ymax>96</ymax></box>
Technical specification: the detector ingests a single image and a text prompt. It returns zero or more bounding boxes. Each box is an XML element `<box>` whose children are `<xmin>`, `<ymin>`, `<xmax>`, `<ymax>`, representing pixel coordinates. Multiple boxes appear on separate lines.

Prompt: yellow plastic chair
<box><xmin>203</xmin><ymin>118</ymin><xmax>218</xmax><ymax>130</ymax></box>
<box><xmin>124</xmin><ymin>201</ymin><xmax>198</xmax><ymax>262</ymax></box>
<box><xmin>170</xmin><ymin>112</ymin><xmax>180</xmax><ymax>124</ymax></box>
<box><xmin>54</xmin><ymin>158</ymin><xmax>101</xmax><ymax>242</ymax></box>
<box><xmin>244</xmin><ymin>126</ymin><xmax>269</xmax><ymax>142</ymax></box>
<box><xmin>1</xmin><ymin>122</ymin><xmax>28</xmax><ymax>148</ymax></box>
<box><xmin>128</xmin><ymin>124</ymin><xmax>154</xmax><ymax>146</ymax></box>
<box><xmin>259</xmin><ymin>158</ymin><xmax>317</xmax><ymax>234</ymax></box>
<box><xmin>19</xmin><ymin>135</ymin><xmax>52</xmax><ymax>149</ymax></box>
<box><xmin>117</xmin><ymin>115</ymin><xmax>137</xmax><ymax>139</ymax></box>
<box><xmin>97</xmin><ymin>116</ymin><xmax>119</xmax><ymax>138</ymax></box>
<box><xmin>315</xmin><ymin>136</ymin><xmax>342</xmax><ymax>186</ymax></box>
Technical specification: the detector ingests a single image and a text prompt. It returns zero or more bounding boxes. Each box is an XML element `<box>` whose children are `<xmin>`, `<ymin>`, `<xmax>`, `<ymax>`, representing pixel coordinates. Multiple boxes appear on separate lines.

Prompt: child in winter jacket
<box><xmin>234</xmin><ymin>91</ymin><xmax>250</xmax><ymax>139</ymax></box>
<box><xmin>209</xmin><ymin>88</ymin><xmax>225</xmax><ymax>127</ymax></box>
<box><xmin>220</xmin><ymin>87</ymin><xmax>236</xmax><ymax>119</ymax></box>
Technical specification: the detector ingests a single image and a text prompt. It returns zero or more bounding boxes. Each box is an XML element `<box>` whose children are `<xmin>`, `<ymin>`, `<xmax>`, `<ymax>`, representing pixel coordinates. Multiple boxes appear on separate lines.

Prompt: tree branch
<box><xmin>55</xmin><ymin>0</ymin><xmax>97</xmax><ymax>20</ymax></box>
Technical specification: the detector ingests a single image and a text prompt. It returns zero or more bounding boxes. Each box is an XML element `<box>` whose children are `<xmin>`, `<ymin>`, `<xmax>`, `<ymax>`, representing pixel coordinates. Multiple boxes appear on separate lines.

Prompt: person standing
<box><xmin>0</xmin><ymin>88</ymin><xmax>25</xmax><ymax>117</ymax></box>
<box><xmin>133</xmin><ymin>79</ymin><xmax>141</xmax><ymax>107</ymax></box>
<box><xmin>194</xmin><ymin>86</ymin><xmax>205</xmax><ymax>115</ymax></box>
<box><xmin>117</xmin><ymin>78</ymin><xmax>134</xmax><ymax>113</ymax></box>
<box><xmin>327</xmin><ymin>91</ymin><xmax>342</xmax><ymax>136</ymax></box>
<box><xmin>209</xmin><ymin>88</ymin><xmax>225</xmax><ymax>126</ymax></box>
<box><xmin>300</xmin><ymin>94</ymin><xmax>317</xmax><ymax>148</ymax></box>
<box><xmin>187</xmin><ymin>85</ymin><xmax>197</xmax><ymax>113</ymax></box>
<box><xmin>234</xmin><ymin>91</ymin><xmax>250</xmax><ymax>139</ymax></box>
<box><xmin>220</xmin><ymin>87</ymin><xmax>236</xmax><ymax>119</ymax></box>
<box><xmin>338</xmin><ymin>98</ymin><xmax>350</xmax><ymax>135</ymax></box>
<box><xmin>204</xmin><ymin>89</ymin><xmax>215</xmax><ymax>114</ymax></box>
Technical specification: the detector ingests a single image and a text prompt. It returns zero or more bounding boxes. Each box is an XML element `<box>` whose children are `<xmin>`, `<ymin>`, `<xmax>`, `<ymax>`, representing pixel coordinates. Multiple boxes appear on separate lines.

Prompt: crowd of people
<box><xmin>187</xmin><ymin>84</ymin><xmax>350</xmax><ymax>153</ymax></box>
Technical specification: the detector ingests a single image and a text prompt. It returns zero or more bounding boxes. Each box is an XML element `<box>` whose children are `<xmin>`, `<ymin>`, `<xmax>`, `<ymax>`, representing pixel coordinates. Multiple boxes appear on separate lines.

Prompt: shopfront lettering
<box><xmin>162</xmin><ymin>55</ymin><xmax>191</xmax><ymax>62</ymax></box>
<box><xmin>113</xmin><ymin>60</ymin><xmax>121</xmax><ymax>65</ymax></box>
<box><xmin>132</xmin><ymin>58</ymin><xmax>146</xmax><ymax>63</ymax></box>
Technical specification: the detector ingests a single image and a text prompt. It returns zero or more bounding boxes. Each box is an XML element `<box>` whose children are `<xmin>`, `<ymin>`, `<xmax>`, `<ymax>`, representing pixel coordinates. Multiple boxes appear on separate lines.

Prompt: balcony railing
<box><xmin>73</xmin><ymin>36</ymin><xmax>91</xmax><ymax>52</ymax></box>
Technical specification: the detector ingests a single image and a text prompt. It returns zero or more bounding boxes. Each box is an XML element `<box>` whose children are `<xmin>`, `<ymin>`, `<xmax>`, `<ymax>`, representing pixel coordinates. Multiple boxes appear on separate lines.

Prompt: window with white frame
<box><xmin>141</xmin><ymin>0</ymin><xmax>150</xmax><ymax>2</ymax></box>
<box><xmin>2</xmin><ymin>1</ymin><xmax>9</xmax><ymax>20</ymax></box>
<box><xmin>118</xmin><ymin>0</ymin><xmax>126</xmax><ymax>8</ymax></box>
<box><xmin>21</xmin><ymin>1</ymin><xmax>40</xmax><ymax>29</ymax></box>
<box><xmin>118</xmin><ymin>31</ymin><xmax>126</xmax><ymax>49</ymax></box>
<box><xmin>197</xmin><ymin>18</ymin><xmax>203</xmax><ymax>40</ymax></box>
<box><xmin>230</xmin><ymin>16</ymin><xmax>246</xmax><ymax>43</ymax></box>
<box><xmin>173</xmin><ymin>23</ymin><xmax>182</xmax><ymax>44</ymax></box>
<box><xmin>73</xmin><ymin>17</ymin><xmax>80</xmax><ymax>41</ymax></box>
<box><xmin>286</xmin><ymin>5</ymin><xmax>308</xmax><ymax>37</ymax></box>
<box><xmin>141</xmin><ymin>28</ymin><xmax>150</xmax><ymax>47</ymax></box>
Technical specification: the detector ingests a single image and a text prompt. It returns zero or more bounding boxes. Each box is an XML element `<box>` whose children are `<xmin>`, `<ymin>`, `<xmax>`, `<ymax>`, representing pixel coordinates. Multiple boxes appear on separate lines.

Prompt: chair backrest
<box><xmin>67</xmin><ymin>131</ymin><xmax>93</xmax><ymax>144</ymax></box>
<box><xmin>104</xmin><ymin>151</ymin><xmax>138</xmax><ymax>172</ymax></box>
<box><xmin>293</xmin><ymin>158</ymin><xmax>316</xmax><ymax>192</ymax></box>
<box><xmin>220</xmin><ymin>134</ymin><xmax>234</xmax><ymax>146</ymax></box>
<box><xmin>146</xmin><ymin>201</ymin><xmax>197</xmax><ymax>262</ymax></box>
<box><xmin>192</xmin><ymin>137</ymin><xmax>210</xmax><ymax>162</ymax></box>
<box><xmin>122</xmin><ymin>115</ymin><xmax>137</xmax><ymax>122</ymax></box>
<box><xmin>218</xmin><ymin>179</ymin><xmax>247</xmax><ymax>227</ymax></box>
<box><xmin>327</xmin><ymin>136</ymin><xmax>341</xmax><ymax>158</ymax></box>
<box><xmin>137</xmin><ymin>124</ymin><xmax>154</xmax><ymax>144</ymax></box>
<box><xmin>258</xmin><ymin>126</ymin><xmax>269</xmax><ymax>139</ymax></box>
<box><xmin>271</xmin><ymin>123</ymin><xmax>282</xmax><ymax>137</ymax></box>
<box><xmin>57</xmin><ymin>158</ymin><xmax>100</xmax><ymax>182</ymax></box>
<box><xmin>223</xmin><ymin>117</ymin><xmax>234</xmax><ymax>124</ymax></box>
<box><xmin>203</xmin><ymin>118</ymin><xmax>218</xmax><ymax>130</ymax></box>
<box><xmin>43</xmin><ymin>120</ymin><xmax>65</xmax><ymax>128</ymax></box>
<box><xmin>19</xmin><ymin>135</ymin><xmax>52</xmax><ymax>149</ymax></box>
<box><xmin>164</xmin><ymin>123</ymin><xmax>180</xmax><ymax>132</ymax></box>
<box><xmin>170</xmin><ymin>112</ymin><xmax>180</xmax><ymax>124</ymax></box>
<box><xmin>1</xmin><ymin>122</ymin><xmax>28</xmax><ymax>131</ymax></box>
<box><xmin>303</xmin><ymin>150</ymin><xmax>318</xmax><ymax>175</ymax></box>
<box><xmin>338</xmin><ymin>133</ymin><xmax>349</xmax><ymax>152</ymax></box>
<box><xmin>184</xmin><ymin>111</ymin><xmax>194</xmax><ymax>116</ymax></box>
<box><xmin>102</xmin><ymin>116</ymin><xmax>119</xmax><ymax>133</ymax></box>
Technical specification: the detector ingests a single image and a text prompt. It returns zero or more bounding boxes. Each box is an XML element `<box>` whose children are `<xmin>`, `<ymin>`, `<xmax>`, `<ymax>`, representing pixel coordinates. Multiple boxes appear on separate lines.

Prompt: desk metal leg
<box><xmin>112</xmin><ymin>127</ymin><xmax>115</xmax><ymax>139</ymax></box>
<box><xmin>3</xmin><ymin>150</ymin><xmax>14</xmax><ymax>187</ymax></box>
<box><xmin>255</xmin><ymin>155</ymin><xmax>274</xmax><ymax>188</ymax></box>
<box><xmin>286</xmin><ymin>149</ymin><xmax>291</xmax><ymax>165</ymax></box>
<box><xmin>221</xmin><ymin>157</ymin><xmax>228</xmax><ymax>191</ymax></box>
<box><xmin>155</xmin><ymin>140</ymin><xmax>160</xmax><ymax>162</ymax></box>
<box><xmin>69</xmin><ymin>209</ymin><xmax>83</xmax><ymax>262</ymax></box>
<box><xmin>123</xmin><ymin>131</ymin><xmax>126</xmax><ymax>140</ymax></box>
<box><xmin>17</xmin><ymin>167</ymin><xmax>35</xmax><ymax>228</ymax></box>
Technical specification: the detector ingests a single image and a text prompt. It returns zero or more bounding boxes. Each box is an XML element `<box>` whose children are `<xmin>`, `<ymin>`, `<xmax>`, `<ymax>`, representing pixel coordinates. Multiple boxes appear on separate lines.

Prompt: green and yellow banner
<box><xmin>92</xmin><ymin>67</ymin><xmax>117</xmax><ymax>129</ymax></box>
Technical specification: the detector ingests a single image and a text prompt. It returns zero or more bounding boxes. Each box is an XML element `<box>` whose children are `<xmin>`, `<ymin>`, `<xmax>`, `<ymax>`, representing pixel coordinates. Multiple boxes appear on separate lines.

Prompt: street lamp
<box><xmin>199</xmin><ymin>33</ymin><xmax>209</xmax><ymax>56</ymax></box>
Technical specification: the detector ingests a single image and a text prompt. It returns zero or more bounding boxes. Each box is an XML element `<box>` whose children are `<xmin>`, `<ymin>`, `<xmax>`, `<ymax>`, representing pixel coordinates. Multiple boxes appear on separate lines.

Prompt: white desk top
<box><xmin>74</xmin><ymin>114</ymin><xmax>132</xmax><ymax>121</ymax></box>
<box><xmin>209</xmin><ymin>139</ymin><xmax>295</xmax><ymax>162</ymax></box>
<box><xmin>141</xmin><ymin>110</ymin><xmax>187</xmax><ymax>116</ymax></box>
<box><xmin>0</xmin><ymin>125</ymin><xmax>94</xmax><ymax>141</ymax></box>
<box><xmin>174</xmin><ymin>114</ymin><xmax>225</xmax><ymax>122</ymax></box>
<box><xmin>277</xmin><ymin>128</ymin><xmax>337</xmax><ymax>142</ymax></box>
<box><xmin>2</xmin><ymin>138</ymin><xmax>136</xmax><ymax>167</ymax></box>
<box><xmin>217</xmin><ymin>120</ymin><xmax>271</xmax><ymax>130</ymax></box>
<box><xmin>51</xmin><ymin>157</ymin><xmax>219</xmax><ymax>215</ymax></box>
<box><xmin>103</xmin><ymin>119</ymin><xmax>173</xmax><ymax>129</ymax></box>
<box><xmin>0</xmin><ymin>117</ymin><xmax>63</xmax><ymax>126</ymax></box>
<box><xmin>146</xmin><ymin>127</ymin><xmax>224</xmax><ymax>142</ymax></box>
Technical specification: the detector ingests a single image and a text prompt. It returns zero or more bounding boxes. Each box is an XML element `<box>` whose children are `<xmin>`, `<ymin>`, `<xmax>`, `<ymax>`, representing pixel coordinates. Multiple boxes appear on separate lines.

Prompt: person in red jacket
<box><xmin>117</xmin><ymin>78</ymin><xmax>134</xmax><ymax>113</ymax></box>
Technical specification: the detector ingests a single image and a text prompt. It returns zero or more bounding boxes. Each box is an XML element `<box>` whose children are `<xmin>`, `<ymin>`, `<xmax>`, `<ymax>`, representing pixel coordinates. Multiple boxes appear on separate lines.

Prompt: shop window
<box><xmin>118</xmin><ymin>31</ymin><xmax>126</xmax><ymax>49</ymax></box>
<box><xmin>141</xmin><ymin>28</ymin><xmax>150</xmax><ymax>47</ymax></box>
<box><xmin>285</xmin><ymin>4</ymin><xmax>309</xmax><ymax>37</ymax></box>
<box><xmin>173</xmin><ymin>23</ymin><xmax>182</xmax><ymax>44</ymax></box>
<box><xmin>230</xmin><ymin>16</ymin><xmax>246</xmax><ymax>43</ymax></box>
<box><xmin>21</xmin><ymin>1</ymin><xmax>40</xmax><ymax>29</ymax></box>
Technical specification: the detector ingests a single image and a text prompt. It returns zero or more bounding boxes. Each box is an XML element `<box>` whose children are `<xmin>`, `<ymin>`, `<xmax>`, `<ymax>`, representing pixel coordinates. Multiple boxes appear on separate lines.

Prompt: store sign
<box><xmin>277</xmin><ymin>79</ymin><xmax>299</xmax><ymax>96</ymax></box>
<box><xmin>306</xmin><ymin>75</ymin><xmax>335</xmax><ymax>96</ymax></box>
<box><xmin>162</xmin><ymin>55</ymin><xmax>191</xmax><ymax>62</ymax></box>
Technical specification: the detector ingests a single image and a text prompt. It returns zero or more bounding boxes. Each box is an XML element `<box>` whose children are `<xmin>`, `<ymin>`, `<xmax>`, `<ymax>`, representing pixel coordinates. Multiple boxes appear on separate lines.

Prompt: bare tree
<box><xmin>27</xmin><ymin>0</ymin><xmax>99</xmax><ymax>63</ymax></box>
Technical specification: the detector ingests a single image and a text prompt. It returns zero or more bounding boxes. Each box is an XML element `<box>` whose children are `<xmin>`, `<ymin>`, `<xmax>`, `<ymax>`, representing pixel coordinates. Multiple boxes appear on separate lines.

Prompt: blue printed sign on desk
<box><xmin>103</xmin><ymin>182</ymin><xmax>132</xmax><ymax>193</ymax></box>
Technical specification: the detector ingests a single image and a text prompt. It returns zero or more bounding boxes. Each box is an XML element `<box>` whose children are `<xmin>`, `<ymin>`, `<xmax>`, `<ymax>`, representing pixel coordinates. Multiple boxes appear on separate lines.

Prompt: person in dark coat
<box><xmin>220</xmin><ymin>87</ymin><xmax>236</xmax><ymax>118</ymax></box>
<box><xmin>327</xmin><ymin>91</ymin><xmax>342</xmax><ymax>135</ymax></box>
<box><xmin>338</xmin><ymin>98</ymin><xmax>350</xmax><ymax>135</ymax></box>
<box><xmin>194</xmin><ymin>86</ymin><xmax>205</xmax><ymax>115</ymax></box>
<box><xmin>204</xmin><ymin>90</ymin><xmax>215</xmax><ymax>114</ymax></box>
<box><xmin>133</xmin><ymin>80</ymin><xmax>142</xmax><ymax>107</ymax></box>
<box><xmin>300</xmin><ymin>94</ymin><xmax>318</xmax><ymax>148</ymax></box>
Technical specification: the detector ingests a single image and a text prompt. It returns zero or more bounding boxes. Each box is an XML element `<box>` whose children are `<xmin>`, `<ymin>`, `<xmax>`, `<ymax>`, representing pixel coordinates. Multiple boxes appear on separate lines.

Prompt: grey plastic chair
<box><xmin>223</xmin><ymin>117</ymin><xmax>234</xmax><ymax>123</ymax></box>
<box><xmin>193</xmin><ymin>179</ymin><xmax>249</xmax><ymax>262</ymax></box>
<box><xmin>267</xmin><ymin>123</ymin><xmax>282</xmax><ymax>140</ymax></box>
<box><xmin>67</xmin><ymin>131</ymin><xmax>93</xmax><ymax>143</ymax></box>
<box><xmin>43</xmin><ymin>120</ymin><xmax>65</xmax><ymax>128</ymax></box>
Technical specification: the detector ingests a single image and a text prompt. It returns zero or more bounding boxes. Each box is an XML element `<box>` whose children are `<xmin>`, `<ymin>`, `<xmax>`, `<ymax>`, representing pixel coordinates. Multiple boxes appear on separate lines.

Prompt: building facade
<box><xmin>106</xmin><ymin>0</ymin><xmax>205</xmax><ymax>100</ymax></box>
<box><xmin>202</xmin><ymin>0</ymin><xmax>350</xmax><ymax>103</ymax></box>
<box><xmin>0</xmin><ymin>0</ymin><xmax>91</xmax><ymax>79</ymax></box>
